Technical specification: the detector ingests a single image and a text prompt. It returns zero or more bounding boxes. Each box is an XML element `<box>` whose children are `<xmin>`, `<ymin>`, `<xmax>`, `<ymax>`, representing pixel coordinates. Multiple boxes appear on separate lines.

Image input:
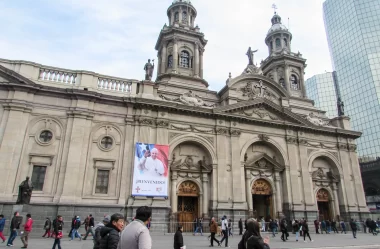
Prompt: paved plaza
<box><xmin>1</xmin><ymin>233</ymin><xmax>380</xmax><ymax>249</ymax></box>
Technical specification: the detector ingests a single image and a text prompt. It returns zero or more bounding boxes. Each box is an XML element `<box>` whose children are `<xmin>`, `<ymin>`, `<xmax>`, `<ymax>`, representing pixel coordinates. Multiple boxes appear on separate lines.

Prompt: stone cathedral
<box><xmin>0</xmin><ymin>1</ymin><xmax>369</xmax><ymax>232</ymax></box>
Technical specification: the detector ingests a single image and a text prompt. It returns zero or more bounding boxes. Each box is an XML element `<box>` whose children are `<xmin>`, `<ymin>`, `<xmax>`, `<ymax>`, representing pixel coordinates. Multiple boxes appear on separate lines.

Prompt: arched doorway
<box><xmin>177</xmin><ymin>181</ymin><xmax>199</xmax><ymax>232</ymax></box>
<box><xmin>252</xmin><ymin>179</ymin><xmax>274</xmax><ymax>220</ymax></box>
<box><xmin>317</xmin><ymin>189</ymin><xmax>332</xmax><ymax>221</ymax></box>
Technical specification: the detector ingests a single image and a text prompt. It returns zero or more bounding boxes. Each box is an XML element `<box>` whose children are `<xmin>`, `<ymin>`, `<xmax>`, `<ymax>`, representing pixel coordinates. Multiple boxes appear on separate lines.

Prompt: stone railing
<box><xmin>98</xmin><ymin>76</ymin><xmax>133</xmax><ymax>93</ymax></box>
<box><xmin>0</xmin><ymin>58</ymin><xmax>139</xmax><ymax>95</ymax></box>
<box><xmin>39</xmin><ymin>67</ymin><xmax>77</xmax><ymax>85</ymax></box>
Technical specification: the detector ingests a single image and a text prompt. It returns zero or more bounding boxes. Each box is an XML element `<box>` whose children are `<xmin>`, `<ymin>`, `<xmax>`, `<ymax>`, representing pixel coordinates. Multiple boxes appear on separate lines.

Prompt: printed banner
<box><xmin>132</xmin><ymin>143</ymin><xmax>169</xmax><ymax>197</ymax></box>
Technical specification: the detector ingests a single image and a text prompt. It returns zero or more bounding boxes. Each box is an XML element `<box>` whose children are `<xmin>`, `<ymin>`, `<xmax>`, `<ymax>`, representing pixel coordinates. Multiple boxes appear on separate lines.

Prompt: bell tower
<box><xmin>261</xmin><ymin>10</ymin><xmax>308</xmax><ymax>98</ymax></box>
<box><xmin>155</xmin><ymin>0</ymin><xmax>208</xmax><ymax>88</ymax></box>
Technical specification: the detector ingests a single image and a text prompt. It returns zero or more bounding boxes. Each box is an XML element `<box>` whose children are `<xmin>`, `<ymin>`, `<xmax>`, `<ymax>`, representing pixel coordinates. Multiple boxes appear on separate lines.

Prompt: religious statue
<box><xmin>16</xmin><ymin>177</ymin><xmax>33</xmax><ymax>204</ymax></box>
<box><xmin>337</xmin><ymin>97</ymin><xmax>345</xmax><ymax>116</ymax></box>
<box><xmin>144</xmin><ymin>59</ymin><xmax>155</xmax><ymax>81</ymax></box>
<box><xmin>246</xmin><ymin>47</ymin><xmax>258</xmax><ymax>65</ymax></box>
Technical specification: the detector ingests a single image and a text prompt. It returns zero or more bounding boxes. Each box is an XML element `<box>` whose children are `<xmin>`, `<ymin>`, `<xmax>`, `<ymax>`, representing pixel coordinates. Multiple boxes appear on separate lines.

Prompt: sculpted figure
<box><xmin>16</xmin><ymin>177</ymin><xmax>33</xmax><ymax>204</ymax></box>
<box><xmin>144</xmin><ymin>59</ymin><xmax>155</xmax><ymax>81</ymax></box>
<box><xmin>179</xmin><ymin>91</ymin><xmax>205</xmax><ymax>107</ymax></box>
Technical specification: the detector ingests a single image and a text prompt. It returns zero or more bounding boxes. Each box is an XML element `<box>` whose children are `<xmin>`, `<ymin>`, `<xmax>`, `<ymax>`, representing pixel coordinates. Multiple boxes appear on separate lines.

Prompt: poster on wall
<box><xmin>132</xmin><ymin>143</ymin><xmax>169</xmax><ymax>197</ymax></box>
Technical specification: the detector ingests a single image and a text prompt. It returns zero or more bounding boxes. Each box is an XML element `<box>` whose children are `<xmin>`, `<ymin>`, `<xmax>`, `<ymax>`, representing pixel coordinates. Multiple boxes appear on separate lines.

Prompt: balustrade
<box><xmin>98</xmin><ymin>77</ymin><xmax>132</xmax><ymax>93</ymax></box>
<box><xmin>39</xmin><ymin>68</ymin><xmax>77</xmax><ymax>84</ymax></box>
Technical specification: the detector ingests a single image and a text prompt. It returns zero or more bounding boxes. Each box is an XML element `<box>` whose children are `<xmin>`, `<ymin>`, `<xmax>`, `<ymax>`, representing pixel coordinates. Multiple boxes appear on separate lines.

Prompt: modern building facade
<box><xmin>360</xmin><ymin>158</ymin><xmax>380</xmax><ymax>214</ymax></box>
<box><xmin>305</xmin><ymin>72</ymin><xmax>339</xmax><ymax>118</ymax></box>
<box><xmin>324</xmin><ymin>0</ymin><xmax>380</xmax><ymax>161</ymax></box>
<box><xmin>0</xmin><ymin>1</ymin><xmax>369</xmax><ymax>233</ymax></box>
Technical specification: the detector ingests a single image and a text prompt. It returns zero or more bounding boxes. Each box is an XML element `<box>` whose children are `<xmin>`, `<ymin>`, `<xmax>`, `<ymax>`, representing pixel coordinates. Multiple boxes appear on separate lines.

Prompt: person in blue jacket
<box><xmin>0</xmin><ymin>214</ymin><xmax>6</xmax><ymax>242</ymax></box>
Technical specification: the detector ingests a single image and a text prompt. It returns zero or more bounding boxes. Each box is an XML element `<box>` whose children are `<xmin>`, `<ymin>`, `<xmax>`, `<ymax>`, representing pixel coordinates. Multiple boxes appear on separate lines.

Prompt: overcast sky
<box><xmin>0</xmin><ymin>0</ymin><xmax>331</xmax><ymax>91</ymax></box>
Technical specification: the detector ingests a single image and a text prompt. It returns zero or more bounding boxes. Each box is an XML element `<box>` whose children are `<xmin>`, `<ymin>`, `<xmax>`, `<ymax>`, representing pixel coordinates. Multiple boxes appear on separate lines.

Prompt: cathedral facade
<box><xmin>0</xmin><ymin>1</ymin><xmax>369</xmax><ymax>231</ymax></box>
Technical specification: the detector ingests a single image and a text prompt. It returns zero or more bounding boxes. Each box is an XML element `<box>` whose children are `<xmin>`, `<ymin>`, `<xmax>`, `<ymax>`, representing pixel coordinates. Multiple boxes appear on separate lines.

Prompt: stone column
<box><xmin>245</xmin><ymin>169</ymin><xmax>253</xmax><ymax>213</ymax></box>
<box><xmin>202</xmin><ymin>173</ymin><xmax>209</xmax><ymax>217</ymax></box>
<box><xmin>284</xmin><ymin>64</ymin><xmax>290</xmax><ymax>91</ymax></box>
<box><xmin>161</xmin><ymin>44</ymin><xmax>167</xmax><ymax>74</ymax></box>
<box><xmin>171</xmin><ymin>171</ymin><xmax>178</xmax><ymax>213</ymax></box>
<box><xmin>300</xmin><ymin>67</ymin><xmax>307</xmax><ymax>97</ymax></box>
<box><xmin>332</xmin><ymin>183</ymin><xmax>340</xmax><ymax>217</ymax></box>
<box><xmin>273</xmin><ymin>68</ymin><xmax>278</xmax><ymax>82</ymax></box>
<box><xmin>274</xmin><ymin>172</ymin><xmax>283</xmax><ymax>215</ymax></box>
<box><xmin>194</xmin><ymin>42</ymin><xmax>199</xmax><ymax>77</ymax></box>
<box><xmin>179</xmin><ymin>8</ymin><xmax>182</xmax><ymax>24</ymax></box>
<box><xmin>173</xmin><ymin>39</ymin><xmax>178</xmax><ymax>73</ymax></box>
<box><xmin>199</xmin><ymin>50</ymin><xmax>204</xmax><ymax>78</ymax></box>
<box><xmin>170</xmin><ymin>11</ymin><xmax>174</xmax><ymax>26</ymax></box>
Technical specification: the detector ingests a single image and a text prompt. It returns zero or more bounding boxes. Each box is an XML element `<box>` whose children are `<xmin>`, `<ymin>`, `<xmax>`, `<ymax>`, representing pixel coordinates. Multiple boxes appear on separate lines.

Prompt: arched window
<box><xmin>182</xmin><ymin>11</ymin><xmax>187</xmax><ymax>23</ymax></box>
<box><xmin>275</xmin><ymin>38</ymin><xmax>281</xmax><ymax>48</ymax></box>
<box><xmin>290</xmin><ymin>74</ymin><xmax>299</xmax><ymax>90</ymax></box>
<box><xmin>179</xmin><ymin>50</ymin><xmax>190</xmax><ymax>68</ymax></box>
<box><xmin>174</xmin><ymin>12</ymin><xmax>179</xmax><ymax>22</ymax></box>
<box><xmin>279</xmin><ymin>78</ymin><xmax>285</xmax><ymax>88</ymax></box>
<box><xmin>168</xmin><ymin>55</ymin><xmax>173</xmax><ymax>68</ymax></box>
<box><xmin>284</xmin><ymin>38</ymin><xmax>288</xmax><ymax>47</ymax></box>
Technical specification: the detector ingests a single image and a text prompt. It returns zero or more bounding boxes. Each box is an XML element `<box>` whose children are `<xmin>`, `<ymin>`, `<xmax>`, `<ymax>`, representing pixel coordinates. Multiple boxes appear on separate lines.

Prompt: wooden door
<box><xmin>178</xmin><ymin>196</ymin><xmax>198</xmax><ymax>232</ymax></box>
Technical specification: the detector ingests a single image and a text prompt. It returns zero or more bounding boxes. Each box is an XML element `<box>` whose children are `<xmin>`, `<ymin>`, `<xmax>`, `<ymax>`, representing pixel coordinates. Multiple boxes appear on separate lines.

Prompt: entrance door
<box><xmin>317</xmin><ymin>189</ymin><xmax>331</xmax><ymax>220</ymax></box>
<box><xmin>252</xmin><ymin>179</ymin><xmax>273</xmax><ymax>220</ymax></box>
<box><xmin>178</xmin><ymin>196</ymin><xmax>198</xmax><ymax>232</ymax></box>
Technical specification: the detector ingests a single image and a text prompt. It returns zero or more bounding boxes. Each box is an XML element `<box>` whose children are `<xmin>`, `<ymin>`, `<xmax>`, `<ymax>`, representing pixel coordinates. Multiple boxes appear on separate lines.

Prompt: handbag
<box><xmin>56</xmin><ymin>231</ymin><xmax>63</xmax><ymax>239</ymax></box>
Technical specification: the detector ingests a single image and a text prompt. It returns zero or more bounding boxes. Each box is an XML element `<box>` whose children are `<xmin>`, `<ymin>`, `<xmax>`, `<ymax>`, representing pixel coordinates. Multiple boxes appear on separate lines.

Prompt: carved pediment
<box><xmin>160</xmin><ymin>90</ymin><xmax>215</xmax><ymax>108</ymax></box>
<box><xmin>171</xmin><ymin>154</ymin><xmax>212</xmax><ymax>173</ymax></box>
<box><xmin>238</xmin><ymin>80</ymin><xmax>278</xmax><ymax>103</ymax></box>
<box><xmin>245</xmin><ymin>153</ymin><xmax>285</xmax><ymax>172</ymax></box>
<box><xmin>312</xmin><ymin>167</ymin><xmax>339</xmax><ymax>182</ymax></box>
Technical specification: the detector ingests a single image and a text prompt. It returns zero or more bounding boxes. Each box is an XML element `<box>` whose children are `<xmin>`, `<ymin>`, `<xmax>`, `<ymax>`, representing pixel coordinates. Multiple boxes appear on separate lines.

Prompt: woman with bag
<box><xmin>52</xmin><ymin>215</ymin><xmax>64</xmax><ymax>249</ymax></box>
<box><xmin>302</xmin><ymin>220</ymin><xmax>313</xmax><ymax>243</ymax></box>
<box><xmin>238</xmin><ymin>219</ymin><xmax>270</xmax><ymax>249</ymax></box>
<box><xmin>293</xmin><ymin>220</ymin><xmax>300</xmax><ymax>242</ymax></box>
<box><xmin>174</xmin><ymin>225</ymin><xmax>184</xmax><ymax>249</ymax></box>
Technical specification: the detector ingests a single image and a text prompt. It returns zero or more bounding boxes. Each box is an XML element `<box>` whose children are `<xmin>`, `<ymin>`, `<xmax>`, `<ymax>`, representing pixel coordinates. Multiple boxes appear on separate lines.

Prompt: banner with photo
<box><xmin>132</xmin><ymin>142</ymin><xmax>169</xmax><ymax>197</ymax></box>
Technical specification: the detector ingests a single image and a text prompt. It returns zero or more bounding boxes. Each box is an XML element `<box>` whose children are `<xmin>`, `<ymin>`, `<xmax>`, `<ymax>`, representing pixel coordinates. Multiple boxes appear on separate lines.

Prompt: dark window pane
<box><xmin>31</xmin><ymin>166</ymin><xmax>46</xmax><ymax>191</ymax></box>
<box><xmin>96</xmin><ymin>170</ymin><xmax>109</xmax><ymax>194</ymax></box>
<box><xmin>39</xmin><ymin>130</ymin><xmax>53</xmax><ymax>143</ymax></box>
<box><xmin>101</xmin><ymin>136</ymin><xmax>113</xmax><ymax>149</ymax></box>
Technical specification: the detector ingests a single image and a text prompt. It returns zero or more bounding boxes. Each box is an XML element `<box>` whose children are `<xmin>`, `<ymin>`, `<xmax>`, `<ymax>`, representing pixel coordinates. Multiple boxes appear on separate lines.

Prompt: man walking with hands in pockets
<box><xmin>219</xmin><ymin>215</ymin><xmax>229</xmax><ymax>248</ymax></box>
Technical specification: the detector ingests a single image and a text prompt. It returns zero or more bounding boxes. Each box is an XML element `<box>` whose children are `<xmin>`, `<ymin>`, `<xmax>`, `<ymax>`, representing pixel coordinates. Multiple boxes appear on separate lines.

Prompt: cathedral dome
<box><xmin>267</xmin><ymin>23</ymin><xmax>289</xmax><ymax>35</ymax></box>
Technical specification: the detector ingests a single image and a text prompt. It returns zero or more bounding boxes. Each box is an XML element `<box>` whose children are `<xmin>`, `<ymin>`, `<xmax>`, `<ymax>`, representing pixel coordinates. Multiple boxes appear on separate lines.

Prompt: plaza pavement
<box><xmin>1</xmin><ymin>233</ymin><xmax>380</xmax><ymax>249</ymax></box>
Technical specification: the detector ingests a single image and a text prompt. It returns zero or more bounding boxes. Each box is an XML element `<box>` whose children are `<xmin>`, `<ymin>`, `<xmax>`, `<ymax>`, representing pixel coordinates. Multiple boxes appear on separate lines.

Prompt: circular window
<box><xmin>39</xmin><ymin>130</ymin><xmax>53</xmax><ymax>143</ymax></box>
<box><xmin>100</xmin><ymin>136</ymin><xmax>113</xmax><ymax>150</ymax></box>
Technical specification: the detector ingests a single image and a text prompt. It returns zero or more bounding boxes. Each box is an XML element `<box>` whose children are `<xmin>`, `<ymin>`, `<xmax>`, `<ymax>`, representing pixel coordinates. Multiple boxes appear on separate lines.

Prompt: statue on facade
<box><xmin>16</xmin><ymin>177</ymin><xmax>33</xmax><ymax>204</ymax></box>
<box><xmin>144</xmin><ymin>59</ymin><xmax>155</xmax><ymax>81</ymax></box>
<box><xmin>246</xmin><ymin>47</ymin><xmax>258</xmax><ymax>65</ymax></box>
<box><xmin>337</xmin><ymin>97</ymin><xmax>345</xmax><ymax>116</ymax></box>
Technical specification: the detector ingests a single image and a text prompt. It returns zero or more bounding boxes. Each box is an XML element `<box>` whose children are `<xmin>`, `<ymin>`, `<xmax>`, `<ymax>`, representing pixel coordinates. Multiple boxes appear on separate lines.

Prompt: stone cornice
<box><xmin>3</xmin><ymin>101</ymin><xmax>33</xmax><ymax>113</ymax></box>
<box><xmin>156</xmin><ymin>73</ymin><xmax>209</xmax><ymax>87</ymax></box>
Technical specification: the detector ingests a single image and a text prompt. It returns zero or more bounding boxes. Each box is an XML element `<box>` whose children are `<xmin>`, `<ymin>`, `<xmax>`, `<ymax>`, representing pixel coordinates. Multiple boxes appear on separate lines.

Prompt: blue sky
<box><xmin>0</xmin><ymin>0</ymin><xmax>330</xmax><ymax>91</ymax></box>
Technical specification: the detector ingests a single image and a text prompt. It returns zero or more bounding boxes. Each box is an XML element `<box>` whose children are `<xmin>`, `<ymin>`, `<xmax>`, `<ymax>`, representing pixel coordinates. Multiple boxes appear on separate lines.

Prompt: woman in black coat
<box><xmin>174</xmin><ymin>225</ymin><xmax>184</xmax><ymax>249</ymax></box>
<box><xmin>99</xmin><ymin>213</ymin><xmax>125</xmax><ymax>249</ymax></box>
<box><xmin>238</xmin><ymin>219</ymin><xmax>270</xmax><ymax>249</ymax></box>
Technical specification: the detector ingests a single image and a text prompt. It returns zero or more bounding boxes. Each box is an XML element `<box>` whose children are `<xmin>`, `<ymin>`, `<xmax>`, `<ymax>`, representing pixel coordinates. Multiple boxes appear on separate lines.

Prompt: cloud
<box><xmin>0</xmin><ymin>0</ymin><xmax>332</xmax><ymax>91</ymax></box>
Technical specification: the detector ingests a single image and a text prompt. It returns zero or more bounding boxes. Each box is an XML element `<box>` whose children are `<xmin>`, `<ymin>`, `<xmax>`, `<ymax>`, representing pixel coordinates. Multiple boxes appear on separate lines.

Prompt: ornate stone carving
<box><xmin>316</xmin><ymin>189</ymin><xmax>329</xmax><ymax>202</ymax></box>
<box><xmin>239</xmin><ymin>81</ymin><xmax>276</xmax><ymax>101</ymax></box>
<box><xmin>348</xmin><ymin>144</ymin><xmax>357</xmax><ymax>152</ymax></box>
<box><xmin>193</xmin><ymin>126</ymin><xmax>214</xmax><ymax>133</ymax></box>
<box><xmin>215</xmin><ymin>127</ymin><xmax>228</xmax><ymax>135</ymax></box>
<box><xmin>171</xmin><ymin>124</ymin><xmax>192</xmax><ymax>131</ymax></box>
<box><xmin>337</xmin><ymin>143</ymin><xmax>348</xmax><ymax>151</ymax></box>
<box><xmin>230</xmin><ymin>129</ymin><xmax>241</xmax><ymax>136</ymax></box>
<box><xmin>169</xmin><ymin>132</ymin><xmax>182</xmax><ymax>142</ymax></box>
<box><xmin>321</xmin><ymin>143</ymin><xmax>337</xmax><ymax>149</ymax></box>
<box><xmin>241</xmin><ymin>106</ymin><xmax>279</xmax><ymax>120</ymax></box>
<box><xmin>298</xmin><ymin>139</ymin><xmax>308</xmax><ymax>145</ymax></box>
<box><xmin>178</xmin><ymin>181</ymin><xmax>199</xmax><ymax>196</ymax></box>
<box><xmin>286</xmin><ymin>136</ymin><xmax>297</xmax><ymax>144</ymax></box>
<box><xmin>139</xmin><ymin>118</ymin><xmax>154</xmax><ymax>126</ymax></box>
<box><xmin>156</xmin><ymin>120</ymin><xmax>169</xmax><ymax>127</ymax></box>
<box><xmin>305</xmin><ymin>113</ymin><xmax>331</xmax><ymax>127</ymax></box>
<box><xmin>201</xmin><ymin>136</ymin><xmax>214</xmax><ymax>145</ymax></box>
<box><xmin>252</xmin><ymin>179</ymin><xmax>272</xmax><ymax>195</ymax></box>
<box><xmin>258</xmin><ymin>134</ymin><xmax>269</xmax><ymax>141</ymax></box>
<box><xmin>307</xmin><ymin>148</ymin><xmax>317</xmax><ymax>157</ymax></box>
<box><xmin>331</xmin><ymin>151</ymin><xmax>339</xmax><ymax>159</ymax></box>
<box><xmin>160</xmin><ymin>90</ymin><xmax>215</xmax><ymax>108</ymax></box>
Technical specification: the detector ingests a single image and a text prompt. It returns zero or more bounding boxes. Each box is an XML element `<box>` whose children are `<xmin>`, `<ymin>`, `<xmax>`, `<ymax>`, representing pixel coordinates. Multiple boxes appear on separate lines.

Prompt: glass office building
<box><xmin>324</xmin><ymin>0</ymin><xmax>380</xmax><ymax>160</ymax></box>
<box><xmin>306</xmin><ymin>72</ymin><xmax>339</xmax><ymax>119</ymax></box>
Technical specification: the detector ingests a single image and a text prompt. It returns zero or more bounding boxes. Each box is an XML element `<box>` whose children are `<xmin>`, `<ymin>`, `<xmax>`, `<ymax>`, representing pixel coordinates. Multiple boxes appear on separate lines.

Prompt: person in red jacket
<box><xmin>21</xmin><ymin>213</ymin><xmax>33</xmax><ymax>248</ymax></box>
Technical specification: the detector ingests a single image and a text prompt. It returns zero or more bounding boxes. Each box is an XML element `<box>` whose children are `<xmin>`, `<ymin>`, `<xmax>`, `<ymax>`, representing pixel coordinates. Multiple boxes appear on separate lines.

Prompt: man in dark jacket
<box><xmin>280</xmin><ymin>219</ymin><xmax>288</xmax><ymax>242</ymax></box>
<box><xmin>174</xmin><ymin>225</ymin><xmax>184</xmax><ymax>249</ymax></box>
<box><xmin>7</xmin><ymin>212</ymin><xmax>21</xmax><ymax>247</ymax></box>
<box><xmin>99</xmin><ymin>213</ymin><xmax>124</xmax><ymax>249</ymax></box>
<box><xmin>238</xmin><ymin>218</ymin><xmax>243</xmax><ymax>235</ymax></box>
<box><xmin>314</xmin><ymin>220</ymin><xmax>320</xmax><ymax>234</ymax></box>
<box><xmin>42</xmin><ymin>217</ymin><xmax>52</xmax><ymax>237</ymax></box>
<box><xmin>93</xmin><ymin>216</ymin><xmax>110</xmax><ymax>249</ymax></box>
<box><xmin>83</xmin><ymin>214</ymin><xmax>95</xmax><ymax>240</ymax></box>
<box><xmin>350</xmin><ymin>219</ymin><xmax>358</xmax><ymax>239</ymax></box>
<box><xmin>331</xmin><ymin>220</ymin><xmax>338</xmax><ymax>233</ymax></box>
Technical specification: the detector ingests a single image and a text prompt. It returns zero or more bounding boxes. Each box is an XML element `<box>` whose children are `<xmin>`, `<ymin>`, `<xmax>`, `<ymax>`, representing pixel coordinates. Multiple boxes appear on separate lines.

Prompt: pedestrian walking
<box><xmin>220</xmin><ymin>215</ymin><xmax>229</xmax><ymax>247</ymax></box>
<box><xmin>174</xmin><ymin>225</ymin><xmax>184</xmax><ymax>249</ymax></box>
<box><xmin>314</xmin><ymin>220</ymin><xmax>320</xmax><ymax>234</ymax></box>
<box><xmin>7</xmin><ymin>211</ymin><xmax>21</xmax><ymax>247</ymax></box>
<box><xmin>321</xmin><ymin>220</ymin><xmax>327</xmax><ymax>234</ymax></box>
<box><xmin>238</xmin><ymin>219</ymin><xmax>270</xmax><ymax>249</ymax></box>
<box><xmin>302</xmin><ymin>220</ymin><xmax>313</xmax><ymax>243</ymax></box>
<box><xmin>68</xmin><ymin>215</ymin><xmax>76</xmax><ymax>238</ymax></box>
<box><xmin>0</xmin><ymin>214</ymin><xmax>6</xmax><ymax>243</ymax></box>
<box><xmin>260</xmin><ymin>217</ymin><xmax>266</xmax><ymax>232</ymax></box>
<box><xmin>293</xmin><ymin>220</ymin><xmax>300</xmax><ymax>242</ymax></box>
<box><xmin>280</xmin><ymin>219</ymin><xmax>288</xmax><ymax>242</ymax></box>
<box><xmin>52</xmin><ymin>215</ymin><xmax>64</xmax><ymax>249</ymax></box>
<box><xmin>331</xmin><ymin>220</ymin><xmax>338</xmax><ymax>233</ymax></box>
<box><xmin>340</xmin><ymin>220</ymin><xmax>347</xmax><ymax>234</ymax></box>
<box><xmin>70</xmin><ymin>216</ymin><xmax>82</xmax><ymax>241</ymax></box>
<box><xmin>83</xmin><ymin>215</ymin><xmax>90</xmax><ymax>232</ymax></box>
<box><xmin>228</xmin><ymin>219</ymin><xmax>233</xmax><ymax>236</ymax></box>
<box><xmin>20</xmin><ymin>213</ymin><xmax>33</xmax><ymax>248</ymax></box>
<box><xmin>194</xmin><ymin>217</ymin><xmax>203</xmax><ymax>236</ymax></box>
<box><xmin>350</xmin><ymin>219</ymin><xmax>358</xmax><ymax>239</ymax></box>
<box><xmin>269</xmin><ymin>219</ymin><xmax>276</xmax><ymax>238</ymax></box>
<box><xmin>118</xmin><ymin>206</ymin><xmax>152</xmax><ymax>249</ymax></box>
<box><xmin>209</xmin><ymin>217</ymin><xmax>220</xmax><ymax>247</ymax></box>
<box><xmin>238</xmin><ymin>218</ymin><xmax>243</xmax><ymax>235</ymax></box>
<box><xmin>93</xmin><ymin>215</ymin><xmax>110</xmax><ymax>249</ymax></box>
<box><xmin>326</xmin><ymin>220</ymin><xmax>331</xmax><ymax>233</ymax></box>
<box><xmin>99</xmin><ymin>213</ymin><xmax>124</xmax><ymax>249</ymax></box>
<box><xmin>42</xmin><ymin>217</ymin><xmax>52</xmax><ymax>238</ymax></box>
<box><xmin>83</xmin><ymin>214</ymin><xmax>95</xmax><ymax>240</ymax></box>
